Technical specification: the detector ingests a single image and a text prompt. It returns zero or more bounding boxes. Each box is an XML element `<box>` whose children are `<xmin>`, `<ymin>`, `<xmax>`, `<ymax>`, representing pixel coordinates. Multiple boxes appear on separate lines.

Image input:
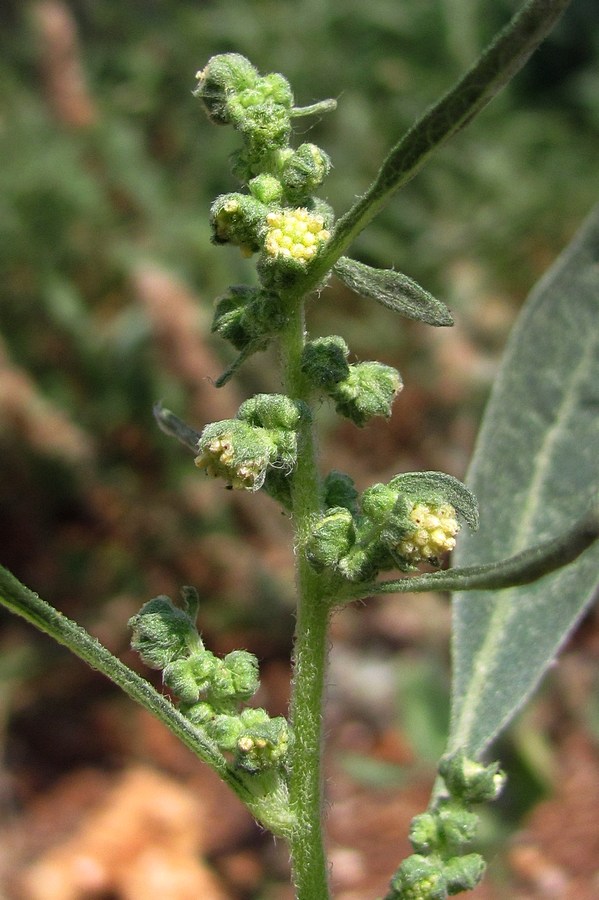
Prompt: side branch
<box><xmin>337</xmin><ymin>500</ymin><xmax>599</xmax><ymax>604</ymax></box>
<box><xmin>0</xmin><ymin>564</ymin><xmax>295</xmax><ymax>836</ymax></box>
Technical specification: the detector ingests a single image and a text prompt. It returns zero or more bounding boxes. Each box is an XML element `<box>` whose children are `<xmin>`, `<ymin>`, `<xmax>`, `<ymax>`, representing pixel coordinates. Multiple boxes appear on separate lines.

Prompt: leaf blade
<box><xmin>334</xmin><ymin>257</ymin><xmax>454</xmax><ymax>326</ymax></box>
<box><xmin>448</xmin><ymin>205</ymin><xmax>599</xmax><ymax>758</ymax></box>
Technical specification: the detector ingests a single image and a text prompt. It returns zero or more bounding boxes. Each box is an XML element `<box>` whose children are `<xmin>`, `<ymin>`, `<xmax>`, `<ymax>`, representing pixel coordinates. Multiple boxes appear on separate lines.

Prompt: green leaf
<box><xmin>334</xmin><ymin>257</ymin><xmax>454</xmax><ymax>327</ymax></box>
<box><xmin>448</xmin><ymin>204</ymin><xmax>599</xmax><ymax>759</ymax></box>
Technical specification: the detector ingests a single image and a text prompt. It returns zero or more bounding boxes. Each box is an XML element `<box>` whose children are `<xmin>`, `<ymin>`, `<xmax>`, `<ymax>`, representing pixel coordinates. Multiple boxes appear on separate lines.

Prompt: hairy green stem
<box><xmin>281</xmin><ymin>302</ymin><xmax>331</xmax><ymax>898</ymax></box>
<box><xmin>289</xmin><ymin>0</ymin><xmax>573</xmax><ymax>301</ymax></box>
<box><xmin>0</xmin><ymin>564</ymin><xmax>295</xmax><ymax>836</ymax></box>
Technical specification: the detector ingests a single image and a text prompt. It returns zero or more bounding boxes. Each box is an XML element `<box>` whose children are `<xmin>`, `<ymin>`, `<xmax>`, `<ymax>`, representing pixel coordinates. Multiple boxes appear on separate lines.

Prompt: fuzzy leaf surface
<box><xmin>334</xmin><ymin>257</ymin><xmax>453</xmax><ymax>326</ymax></box>
<box><xmin>449</xmin><ymin>204</ymin><xmax>599</xmax><ymax>758</ymax></box>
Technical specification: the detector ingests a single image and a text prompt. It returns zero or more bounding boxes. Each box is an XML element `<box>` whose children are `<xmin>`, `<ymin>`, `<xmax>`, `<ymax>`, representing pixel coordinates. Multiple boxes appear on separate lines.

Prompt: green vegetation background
<box><xmin>0</xmin><ymin>0</ymin><xmax>598</xmax><ymax>894</ymax></box>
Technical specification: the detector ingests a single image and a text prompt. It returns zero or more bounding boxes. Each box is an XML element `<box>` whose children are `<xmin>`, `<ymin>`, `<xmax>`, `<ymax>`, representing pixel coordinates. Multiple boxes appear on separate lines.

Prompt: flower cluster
<box><xmin>129</xmin><ymin>588</ymin><xmax>290</xmax><ymax>774</ymax></box>
<box><xmin>306</xmin><ymin>471</ymin><xmax>477</xmax><ymax>584</ymax></box>
<box><xmin>263</xmin><ymin>208</ymin><xmax>330</xmax><ymax>263</ymax></box>
<box><xmin>397</xmin><ymin>502</ymin><xmax>460</xmax><ymax>562</ymax></box>
<box><xmin>195</xmin><ymin>54</ymin><xmax>333</xmax><ymax>268</ymax></box>
<box><xmin>301</xmin><ymin>335</ymin><xmax>402</xmax><ymax>426</ymax></box>
<box><xmin>192</xmin><ymin>54</ymin><xmax>337</xmax><ymax>380</ymax></box>
<box><xmin>386</xmin><ymin>751</ymin><xmax>505</xmax><ymax>899</ymax></box>
<box><xmin>195</xmin><ymin>394</ymin><xmax>303</xmax><ymax>494</ymax></box>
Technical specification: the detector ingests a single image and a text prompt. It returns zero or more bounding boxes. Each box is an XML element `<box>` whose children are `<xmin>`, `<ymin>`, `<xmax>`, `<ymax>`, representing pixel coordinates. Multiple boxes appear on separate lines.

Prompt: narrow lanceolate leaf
<box><xmin>334</xmin><ymin>257</ymin><xmax>453</xmax><ymax>326</ymax></box>
<box><xmin>448</xmin><ymin>204</ymin><xmax>599</xmax><ymax>759</ymax></box>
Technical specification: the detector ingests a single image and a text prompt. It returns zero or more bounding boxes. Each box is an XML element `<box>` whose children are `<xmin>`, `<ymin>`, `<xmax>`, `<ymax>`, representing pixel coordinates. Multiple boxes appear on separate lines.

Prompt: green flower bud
<box><xmin>223</xmin><ymin>650</ymin><xmax>260</xmax><ymax>701</ymax></box>
<box><xmin>360</xmin><ymin>485</ymin><xmax>414</xmax><ymax>553</ymax></box>
<box><xmin>336</xmin><ymin>546</ymin><xmax>380</xmax><ymax>583</ymax></box>
<box><xmin>249</xmin><ymin>289</ymin><xmax>290</xmax><ymax>337</ymax></box>
<box><xmin>207</xmin><ymin>663</ymin><xmax>236</xmax><ymax>702</ymax></box>
<box><xmin>237</xmin><ymin>393</ymin><xmax>302</xmax><ymax>431</ymax></box>
<box><xmin>444</xmin><ymin>854</ymin><xmax>486</xmax><ymax>894</ymax></box>
<box><xmin>209</xmin><ymin>713</ymin><xmax>244</xmax><ymax>751</ymax></box>
<box><xmin>225</xmin><ymin>73</ymin><xmax>293</xmax><ymax>120</ymax></box>
<box><xmin>323</xmin><ymin>470</ymin><xmax>359</xmax><ymax>513</ymax></box>
<box><xmin>195</xmin><ymin>419</ymin><xmax>278</xmax><ymax>491</ymax></box>
<box><xmin>183</xmin><ymin>701</ymin><xmax>215</xmax><ymax>727</ymax></box>
<box><xmin>436</xmin><ymin>804</ymin><xmax>479</xmax><ymax>850</ymax></box>
<box><xmin>235</xmin><ymin>395</ymin><xmax>302</xmax><ymax>472</ymax></box>
<box><xmin>211</xmin><ymin>285</ymin><xmax>258</xmax><ymax>351</ymax></box>
<box><xmin>439</xmin><ymin>751</ymin><xmax>506</xmax><ymax>805</ymax></box>
<box><xmin>301</xmin><ymin>336</ymin><xmax>350</xmax><ymax>389</ymax></box>
<box><xmin>211</xmin><ymin>287</ymin><xmax>289</xmax><ymax>352</ymax></box>
<box><xmin>306</xmin><ymin>507</ymin><xmax>356</xmax><ymax>572</ymax></box>
<box><xmin>128</xmin><ymin>596</ymin><xmax>200</xmax><ymax>670</ymax></box>
<box><xmin>210</xmin><ymin>192</ymin><xmax>268</xmax><ymax>256</ymax></box>
<box><xmin>229</xmin><ymin>100</ymin><xmax>291</xmax><ymax>156</ymax></box>
<box><xmin>234</xmin><ymin>711</ymin><xmax>291</xmax><ymax>773</ymax></box>
<box><xmin>389</xmin><ymin>854</ymin><xmax>448</xmax><ymax>900</ymax></box>
<box><xmin>331</xmin><ymin>361</ymin><xmax>402</xmax><ymax>426</ymax></box>
<box><xmin>238</xmin><ymin>706</ymin><xmax>271</xmax><ymax>729</ymax></box>
<box><xmin>163</xmin><ymin>650</ymin><xmax>222</xmax><ymax>704</ymax></box>
<box><xmin>409</xmin><ymin>812</ymin><xmax>440</xmax><ymax>855</ymax></box>
<box><xmin>360</xmin><ymin>482</ymin><xmax>401</xmax><ymax>520</ymax></box>
<box><xmin>258</xmin><ymin>72</ymin><xmax>294</xmax><ymax>108</ymax></box>
<box><xmin>193</xmin><ymin>54</ymin><xmax>259</xmax><ymax>124</ymax></box>
<box><xmin>281</xmin><ymin>143</ymin><xmax>332</xmax><ymax>201</ymax></box>
<box><xmin>249</xmin><ymin>173</ymin><xmax>284</xmax><ymax>204</ymax></box>
<box><xmin>163</xmin><ymin>657</ymin><xmax>202</xmax><ymax>704</ymax></box>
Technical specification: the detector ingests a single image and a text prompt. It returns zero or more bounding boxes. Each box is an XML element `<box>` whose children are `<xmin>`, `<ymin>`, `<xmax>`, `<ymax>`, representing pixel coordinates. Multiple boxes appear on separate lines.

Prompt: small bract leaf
<box><xmin>389</xmin><ymin>471</ymin><xmax>479</xmax><ymax>530</ymax></box>
<box><xmin>334</xmin><ymin>257</ymin><xmax>453</xmax><ymax>327</ymax></box>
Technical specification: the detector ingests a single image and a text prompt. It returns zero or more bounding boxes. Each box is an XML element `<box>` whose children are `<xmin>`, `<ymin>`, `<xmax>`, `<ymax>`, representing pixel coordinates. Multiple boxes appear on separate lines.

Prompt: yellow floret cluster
<box><xmin>397</xmin><ymin>502</ymin><xmax>460</xmax><ymax>562</ymax></box>
<box><xmin>263</xmin><ymin>208</ymin><xmax>330</xmax><ymax>263</ymax></box>
<box><xmin>195</xmin><ymin>438</ymin><xmax>262</xmax><ymax>490</ymax></box>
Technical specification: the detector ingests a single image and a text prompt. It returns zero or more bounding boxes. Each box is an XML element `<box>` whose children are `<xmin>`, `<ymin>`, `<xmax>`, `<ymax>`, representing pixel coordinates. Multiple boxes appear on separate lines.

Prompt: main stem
<box><xmin>281</xmin><ymin>299</ymin><xmax>331</xmax><ymax>898</ymax></box>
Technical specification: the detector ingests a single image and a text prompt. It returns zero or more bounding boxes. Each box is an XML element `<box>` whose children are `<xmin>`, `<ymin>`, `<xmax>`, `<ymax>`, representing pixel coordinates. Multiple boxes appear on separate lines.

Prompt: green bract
<box><xmin>301</xmin><ymin>335</ymin><xmax>351</xmax><ymax>388</ymax></box>
<box><xmin>330</xmin><ymin>360</ymin><xmax>402</xmax><ymax>426</ymax></box>
<box><xmin>193</xmin><ymin>54</ymin><xmax>259</xmax><ymax>124</ymax></box>
<box><xmin>281</xmin><ymin>143</ymin><xmax>332</xmax><ymax>202</ymax></box>
<box><xmin>128</xmin><ymin>595</ymin><xmax>201</xmax><ymax>669</ymax></box>
<box><xmin>438</xmin><ymin>751</ymin><xmax>506</xmax><ymax>804</ymax></box>
<box><xmin>210</xmin><ymin>192</ymin><xmax>267</xmax><ymax>255</ymax></box>
<box><xmin>195</xmin><ymin>419</ymin><xmax>279</xmax><ymax>491</ymax></box>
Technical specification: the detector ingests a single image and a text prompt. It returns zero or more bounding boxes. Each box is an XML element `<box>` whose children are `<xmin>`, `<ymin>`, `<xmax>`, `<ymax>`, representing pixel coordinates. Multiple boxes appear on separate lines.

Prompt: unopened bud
<box><xmin>128</xmin><ymin>596</ymin><xmax>200</xmax><ymax>669</ymax></box>
<box><xmin>210</xmin><ymin>192</ymin><xmax>267</xmax><ymax>256</ymax></box>
<box><xmin>194</xmin><ymin>54</ymin><xmax>259</xmax><ymax>124</ymax></box>
<box><xmin>331</xmin><ymin>361</ymin><xmax>402</xmax><ymax>426</ymax></box>
<box><xmin>282</xmin><ymin>143</ymin><xmax>332</xmax><ymax>201</ymax></box>
<box><xmin>439</xmin><ymin>751</ymin><xmax>506</xmax><ymax>805</ymax></box>
<box><xmin>306</xmin><ymin>507</ymin><xmax>356</xmax><ymax>572</ymax></box>
<box><xmin>388</xmin><ymin>854</ymin><xmax>447</xmax><ymax>900</ymax></box>
<box><xmin>301</xmin><ymin>335</ymin><xmax>350</xmax><ymax>389</ymax></box>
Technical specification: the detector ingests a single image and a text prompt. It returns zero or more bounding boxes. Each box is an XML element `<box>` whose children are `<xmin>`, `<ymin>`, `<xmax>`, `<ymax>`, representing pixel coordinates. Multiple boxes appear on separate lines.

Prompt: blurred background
<box><xmin>1</xmin><ymin>1</ymin><xmax>598</xmax><ymax>897</ymax></box>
